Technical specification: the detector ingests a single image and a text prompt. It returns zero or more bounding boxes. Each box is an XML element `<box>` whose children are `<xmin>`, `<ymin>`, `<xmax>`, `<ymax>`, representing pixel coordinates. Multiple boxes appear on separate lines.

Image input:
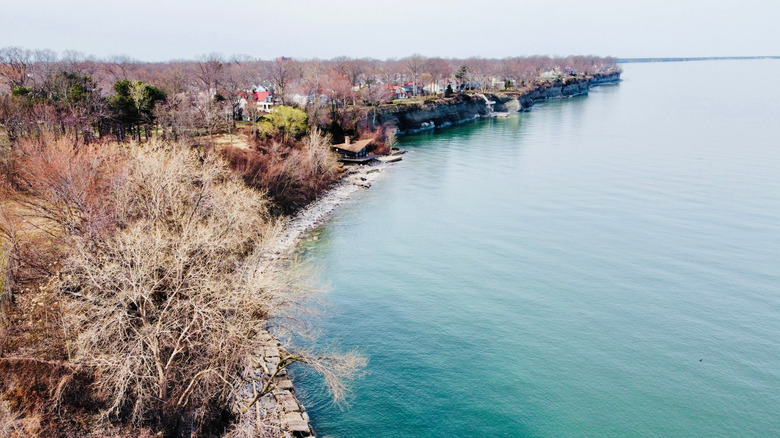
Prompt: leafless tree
<box><xmin>104</xmin><ymin>55</ymin><xmax>139</xmax><ymax>81</ymax></box>
<box><xmin>263</xmin><ymin>58</ymin><xmax>301</xmax><ymax>105</ymax></box>
<box><xmin>0</xmin><ymin>46</ymin><xmax>35</xmax><ymax>90</ymax></box>
<box><xmin>425</xmin><ymin>57</ymin><xmax>451</xmax><ymax>96</ymax></box>
<box><xmin>404</xmin><ymin>54</ymin><xmax>426</xmax><ymax>97</ymax></box>
<box><xmin>334</xmin><ymin>56</ymin><xmax>369</xmax><ymax>87</ymax></box>
<box><xmin>196</xmin><ymin>52</ymin><xmax>225</xmax><ymax>93</ymax></box>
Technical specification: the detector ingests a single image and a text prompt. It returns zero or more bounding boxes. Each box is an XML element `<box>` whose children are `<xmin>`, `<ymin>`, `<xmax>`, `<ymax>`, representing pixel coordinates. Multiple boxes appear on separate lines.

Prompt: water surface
<box><xmin>294</xmin><ymin>60</ymin><xmax>780</xmax><ymax>437</ymax></box>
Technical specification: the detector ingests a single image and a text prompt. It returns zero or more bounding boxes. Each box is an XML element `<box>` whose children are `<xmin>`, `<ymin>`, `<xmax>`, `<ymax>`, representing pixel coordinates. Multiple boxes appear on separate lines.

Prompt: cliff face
<box><xmin>374</xmin><ymin>72</ymin><xmax>621</xmax><ymax>134</ymax></box>
<box><xmin>374</xmin><ymin>94</ymin><xmax>490</xmax><ymax>135</ymax></box>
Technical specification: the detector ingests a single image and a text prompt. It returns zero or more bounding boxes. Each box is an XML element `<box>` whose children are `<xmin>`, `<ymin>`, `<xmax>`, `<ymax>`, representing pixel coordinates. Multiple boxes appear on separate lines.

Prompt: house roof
<box><xmin>238</xmin><ymin>91</ymin><xmax>272</xmax><ymax>101</ymax></box>
<box><xmin>332</xmin><ymin>138</ymin><xmax>373</xmax><ymax>153</ymax></box>
<box><xmin>252</xmin><ymin>91</ymin><xmax>271</xmax><ymax>102</ymax></box>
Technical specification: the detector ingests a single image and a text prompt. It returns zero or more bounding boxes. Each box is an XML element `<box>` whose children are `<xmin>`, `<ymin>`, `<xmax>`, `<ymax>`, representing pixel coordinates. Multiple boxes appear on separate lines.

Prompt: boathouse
<box><xmin>332</xmin><ymin>136</ymin><xmax>374</xmax><ymax>162</ymax></box>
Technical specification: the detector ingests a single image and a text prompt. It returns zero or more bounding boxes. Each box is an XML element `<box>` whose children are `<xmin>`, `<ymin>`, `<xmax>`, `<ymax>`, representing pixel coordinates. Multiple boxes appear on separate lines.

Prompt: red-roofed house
<box><xmin>250</xmin><ymin>91</ymin><xmax>274</xmax><ymax>112</ymax></box>
<box><xmin>238</xmin><ymin>90</ymin><xmax>275</xmax><ymax>117</ymax></box>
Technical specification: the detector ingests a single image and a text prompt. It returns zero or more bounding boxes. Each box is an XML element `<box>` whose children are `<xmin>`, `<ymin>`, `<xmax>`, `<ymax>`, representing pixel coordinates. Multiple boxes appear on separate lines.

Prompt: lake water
<box><xmin>293</xmin><ymin>60</ymin><xmax>780</xmax><ymax>437</ymax></box>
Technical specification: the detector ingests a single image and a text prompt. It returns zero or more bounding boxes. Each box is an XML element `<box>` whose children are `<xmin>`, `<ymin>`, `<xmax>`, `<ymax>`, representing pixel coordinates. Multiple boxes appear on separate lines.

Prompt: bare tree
<box><xmin>425</xmin><ymin>57</ymin><xmax>451</xmax><ymax>96</ymax></box>
<box><xmin>104</xmin><ymin>54</ymin><xmax>139</xmax><ymax>81</ymax></box>
<box><xmin>196</xmin><ymin>52</ymin><xmax>225</xmax><ymax>93</ymax></box>
<box><xmin>222</xmin><ymin>57</ymin><xmax>258</xmax><ymax>125</ymax></box>
<box><xmin>157</xmin><ymin>61</ymin><xmax>192</xmax><ymax>94</ymax></box>
<box><xmin>361</xmin><ymin>77</ymin><xmax>392</xmax><ymax>126</ymax></box>
<box><xmin>404</xmin><ymin>54</ymin><xmax>426</xmax><ymax>97</ymax></box>
<box><xmin>263</xmin><ymin>58</ymin><xmax>301</xmax><ymax>105</ymax></box>
<box><xmin>48</xmin><ymin>140</ymin><xmax>358</xmax><ymax>433</ymax></box>
<box><xmin>334</xmin><ymin>56</ymin><xmax>368</xmax><ymax>87</ymax></box>
<box><xmin>0</xmin><ymin>46</ymin><xmax>35</xmax><ymax>90</ymax></box>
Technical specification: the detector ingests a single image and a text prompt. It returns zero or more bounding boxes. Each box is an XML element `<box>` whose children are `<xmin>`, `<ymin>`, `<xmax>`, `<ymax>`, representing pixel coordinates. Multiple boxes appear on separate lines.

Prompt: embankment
<box><xmin>236</xmin><ymin>162</ymin><xmax>393</xmax><ymax>437</ymax></box>
<box><xmin>374</xmin><ymin>72</ymin><xmax>620</xmax><ymax>134</ymax></box>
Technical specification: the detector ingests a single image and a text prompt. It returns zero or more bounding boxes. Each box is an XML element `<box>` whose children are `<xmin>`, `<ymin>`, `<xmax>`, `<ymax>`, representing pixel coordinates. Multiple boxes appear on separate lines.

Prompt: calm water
<box><xmin>293</xmin><ymin>60</ymin><xmax>780</xmax><ymax>437</ymax></box>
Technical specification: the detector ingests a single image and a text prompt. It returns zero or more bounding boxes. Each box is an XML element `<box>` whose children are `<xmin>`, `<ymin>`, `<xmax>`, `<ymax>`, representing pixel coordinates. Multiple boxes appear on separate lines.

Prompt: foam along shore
<box><xmin>232</xmin><ymin>160</ymin><xmax>396</xmax><ymax>436</ymax></box>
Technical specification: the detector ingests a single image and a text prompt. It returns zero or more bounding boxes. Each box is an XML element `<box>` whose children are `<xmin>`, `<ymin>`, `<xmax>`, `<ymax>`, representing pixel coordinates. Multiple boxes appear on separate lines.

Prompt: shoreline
<box><xmin>374</xmin><ymin>72</ymin><xmax>621</xmax><ymax>136</ymax></box>
<box><xmin>235</xmin><ymin>160</ymin><xmax>396</xmax><ymax>437</ymax></box>
<box><xmin>239</xmin><ymin>73</ymin><xmax>622</xmax><ymax>435</ymax></box>
<box><xmin>267</xmin><ymin>161</ymin><xmax>394</xmax><ymax>261</ymax></box>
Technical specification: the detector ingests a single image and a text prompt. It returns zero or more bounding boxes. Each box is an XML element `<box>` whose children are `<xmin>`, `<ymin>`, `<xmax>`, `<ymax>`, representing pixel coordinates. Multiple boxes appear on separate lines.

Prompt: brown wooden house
<box><xmin>332</xmin><ymin>136</ymin><xmax>373</xmax><ymax>160</ymax></box>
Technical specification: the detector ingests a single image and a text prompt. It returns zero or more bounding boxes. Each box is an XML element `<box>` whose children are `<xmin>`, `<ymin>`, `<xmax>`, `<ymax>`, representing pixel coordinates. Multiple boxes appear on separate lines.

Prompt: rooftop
<box><xmin>332</xmin><ymin>137</ymin><xmax>373</xmax><ymax>153</ymax></box>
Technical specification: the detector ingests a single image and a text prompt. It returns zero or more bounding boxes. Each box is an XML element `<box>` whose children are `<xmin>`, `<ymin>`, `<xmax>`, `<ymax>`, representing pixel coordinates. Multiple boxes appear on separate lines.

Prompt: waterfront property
<box><xmin>332</xmin><ymin>137</ymin><xmax>375</xmax><ymax>163</ymax></box>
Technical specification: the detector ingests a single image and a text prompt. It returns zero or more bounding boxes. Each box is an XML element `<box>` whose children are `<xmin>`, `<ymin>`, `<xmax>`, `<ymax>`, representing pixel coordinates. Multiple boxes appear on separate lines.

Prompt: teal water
<box><xmin>293</xmin><ymin>60</ymin><xmax>780</xmax><ymax>437</ymax></box>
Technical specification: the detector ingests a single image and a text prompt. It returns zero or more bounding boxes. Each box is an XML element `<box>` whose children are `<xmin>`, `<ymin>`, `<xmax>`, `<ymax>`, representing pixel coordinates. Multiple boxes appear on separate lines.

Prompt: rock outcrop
<box><xmin>373</xmin><ymin>72</ymin><xmax>621</xmax><ymax>135</ymax></box>
<box><xmin>374</xmin><ymin>94</ymin><xmax>490</xmax><ymax>135</ymax></box>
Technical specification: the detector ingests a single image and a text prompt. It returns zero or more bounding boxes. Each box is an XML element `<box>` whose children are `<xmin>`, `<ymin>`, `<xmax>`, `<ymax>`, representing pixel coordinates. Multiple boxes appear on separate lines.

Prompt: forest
<box><xmin>0</xmin><ymin>48</ymin><xmax>619</xmax><ymax>145</ymax></box>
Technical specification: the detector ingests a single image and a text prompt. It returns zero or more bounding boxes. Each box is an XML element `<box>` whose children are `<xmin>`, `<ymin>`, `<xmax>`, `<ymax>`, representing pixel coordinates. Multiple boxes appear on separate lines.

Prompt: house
<box><xmin>251</xmin><ymin>91</ymin><xmax>274</xmax><ymax>112</ymax></box>
<box><xmin>388</xmin><ymin>84</ymin><xmax>408</xmax><ymax>99</ymax></box>
<box><xmin>387</xmin><ymin>81</ymin><xmax>425</xmax><ymax>99</ymax></box>
<box><xmin>490</xmin><ymin>77</ymin><xmax>508</xmax><ymax>90</ymax></box>
<box><xmin>288</xmin><ymin>93</ymin><xmax>315</xmax><ymax>107</ymax></box>
<box><xmin>237</xmin><ymin>90</ymin><xmax>275</xmax><ymax>118</ymax></box>
<box><xmin>332</xmin><ymin>136</ymin><xmax>373</xmax><ymax>161</ymax></box>
<box><xmin>424</xmin><ymin>82</ymin><xmax>445</xmax><ymax>95</ymax></box>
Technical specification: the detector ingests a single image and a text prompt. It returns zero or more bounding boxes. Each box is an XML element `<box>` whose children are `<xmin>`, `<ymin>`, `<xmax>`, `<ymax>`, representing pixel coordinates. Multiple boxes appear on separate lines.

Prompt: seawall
<box><xmin>235</xmin><ymin>163</ymin><xmax>394</xmax><ymax>437</ymax></box>
<box><xmin>374</xmin><ymin>72</ymin><xmax>621</xmax><ymax>135</ymax></box>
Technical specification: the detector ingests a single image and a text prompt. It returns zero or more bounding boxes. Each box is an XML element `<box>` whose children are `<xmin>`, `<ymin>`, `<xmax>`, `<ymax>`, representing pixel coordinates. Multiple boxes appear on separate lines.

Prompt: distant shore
<box><xmin>618</xmin><ymin>55</ymin><xmax>779</xmax><ymax>63</ymax></box>
<box><xmin>374</xmin><ymin>72</ymin><xmax>621</xmax><ymax>136</ymax></box>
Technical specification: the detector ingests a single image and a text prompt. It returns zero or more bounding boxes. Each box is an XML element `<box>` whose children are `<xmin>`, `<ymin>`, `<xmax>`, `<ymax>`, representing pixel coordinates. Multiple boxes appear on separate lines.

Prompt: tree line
<box><xmin>1</xmin><ymin>46</ymin><xmax>619</xmax><ymax>144</ymax></box>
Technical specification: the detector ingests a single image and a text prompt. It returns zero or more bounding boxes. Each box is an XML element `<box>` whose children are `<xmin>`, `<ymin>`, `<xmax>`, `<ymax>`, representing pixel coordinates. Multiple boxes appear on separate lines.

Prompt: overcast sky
<box><xmin>1</xmin><ymin>0</ymin><xmax>778</xmax><ymax>62</ymax></box>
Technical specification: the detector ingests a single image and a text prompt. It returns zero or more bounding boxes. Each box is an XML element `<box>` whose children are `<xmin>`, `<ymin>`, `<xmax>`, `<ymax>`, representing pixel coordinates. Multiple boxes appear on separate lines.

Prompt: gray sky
<box><xmin>1</xmin><ymin>0</ymin><xmax>778</xmax><ymax>61</ymax></box>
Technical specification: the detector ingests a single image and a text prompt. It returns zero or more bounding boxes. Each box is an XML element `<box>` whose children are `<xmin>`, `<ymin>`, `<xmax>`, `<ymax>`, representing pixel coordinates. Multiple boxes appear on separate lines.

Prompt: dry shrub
<box><xmin>0</xmin><ymin>399</ymin><xmax>28</xmax><ymax>437</ymax></box>
<box><xmin>5</xmin><ymin>134</ymin><xmax>126</xmax><ymax>239</ymax></box>
<box><xmin>58</xmin><ymin>141</ymin><xmax>277</xmax><ymax>432</ymax></box>
<box><xmin>0</xmin><ymin>245</ymin><xmax>10</xmax><ymax>327</ymax></box>
<box><xmin>1</xmin><ymin>136</ymin><xmax>362</xmax><ymax>436</ymax></box>
<box><xmin>0</xmin><ymin>136</ymin><xmax>127</xmax><ymax>360</ymax></box>
<box><xmin>0</xmin><ymin>135</ymin><xmax>127</xmax><ymax>286</ymax></box>
<box><xmin>0</xmin><ymin>358</ymin><xmax>101</xmax><ymax>437</ymax></box>
<box><xmin>56</xmin><ymin>140</ymin><xmax>357</xmax><ymax>436</ymax></box>
<box><xmin>356</xmin><ymin>122</ymin><xmax>396</xmax><ymax>155</ymax></box>
<box><xmin>221</xmin><ymin>129</ymin><xmax>338</xmax><ymax>215</ymax></box>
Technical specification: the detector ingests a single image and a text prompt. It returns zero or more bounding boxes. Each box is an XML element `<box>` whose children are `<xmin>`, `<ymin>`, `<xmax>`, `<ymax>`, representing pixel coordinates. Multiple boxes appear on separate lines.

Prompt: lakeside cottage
<box><xmin>332</xmin><ymin>136</ymin><xmax>374</xmax><ymax>162</ymax></box>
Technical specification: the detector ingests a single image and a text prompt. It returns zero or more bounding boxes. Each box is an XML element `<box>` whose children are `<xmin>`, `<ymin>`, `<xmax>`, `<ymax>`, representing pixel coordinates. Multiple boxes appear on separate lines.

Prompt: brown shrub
<box><xmin>356</xmin><ymin>122</ymin><xmax>396</xmax><ymax>155</ymax></box>
<box><xmin>0</xmin><ymin>136</ymin><xmax>128</xmax><ymax>361</ymax></box>
<box><xmin>55</xmin><ymin>142</ymin><xmax>281</xmax><ymax>433</ymax></box>
<box><xmin>5</xmin><ymin>135</ymin><xmax>127</xmax><ymax>238</ymax></box>
<box><xmin>1</xmin><ymin>137</ymin><xmax>362</xmax><ymax>436</ymax></box>
<box><xmin>0</xmin><ymin>135</ymin><xmax>128</xmax><ymax>286</ymax></box>
<box><xmin>0</xmin><ymin>358</ymin><xmax>103</xmax><ymax>437</ymax></box>
<box><xmin>221</xmin><ymin>129</ymin><xmax>338</xmax><ymax>215</ymax></box>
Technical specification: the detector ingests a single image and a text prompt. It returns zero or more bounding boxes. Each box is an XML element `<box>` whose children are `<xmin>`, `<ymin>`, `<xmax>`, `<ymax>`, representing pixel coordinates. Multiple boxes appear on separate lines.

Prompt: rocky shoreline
<box><xmin>375</xmin><ymin>72</ymin><xmax>621</xmax><ymax>135</ymax></box>
<box><xmin>235</xmin><ymin>161</ymin><xmax>395</xmax><ymax>437</ymax></box>
<box><xmin>264</xmin><ymin>162</ymin><xmax>393</xmax><ymax>263</ymax></box>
